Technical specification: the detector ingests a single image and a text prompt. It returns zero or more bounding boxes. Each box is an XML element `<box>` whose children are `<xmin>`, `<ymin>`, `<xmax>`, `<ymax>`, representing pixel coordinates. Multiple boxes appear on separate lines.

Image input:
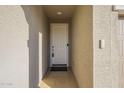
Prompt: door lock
<box><xmin>52</xmin><ymin>53</ymin><xmax>54</xmax><ymax>57</ymax></box>
<box><xmin>67</xmin><ymin>43</ymin><xmax>69</xmax><ymax>46</ymax></box>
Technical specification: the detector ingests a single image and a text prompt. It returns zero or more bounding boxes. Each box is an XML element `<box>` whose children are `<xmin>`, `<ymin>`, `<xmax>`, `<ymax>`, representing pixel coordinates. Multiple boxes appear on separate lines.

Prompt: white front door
<box><xmin>50</xmin><ymin>23</ymin><xmax>69</xmax><ymax>67</ymax></box>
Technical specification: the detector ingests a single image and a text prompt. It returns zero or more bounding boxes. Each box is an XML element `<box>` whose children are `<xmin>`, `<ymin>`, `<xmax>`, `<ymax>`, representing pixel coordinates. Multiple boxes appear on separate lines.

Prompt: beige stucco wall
<box><xmin>0</xmin><ymin>5</ymin><xmax>49</xmax><ymax>88</ymax></box>
<box><xmin>22</xmin><ymin>6</ymin><xmax>49</xmax><ymax>88</ymax></box>
<box><xmin>93</xmin><ymin>6</ymin><xmax>119</xmax><ymax>87</ymax></box>
<box><xmin>0</xmin><ymin>6</ymin><xmax>29</xmax><ymax>88</ymax></box>
<box><xmin>71</xmin><ymin>6</ymin><xmax>93</xmax><ymax>88</ymax></box>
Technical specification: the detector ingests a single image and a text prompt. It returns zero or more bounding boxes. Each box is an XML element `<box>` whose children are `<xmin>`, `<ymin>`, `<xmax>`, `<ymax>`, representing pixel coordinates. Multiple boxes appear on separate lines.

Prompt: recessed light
<box><xmin>57</xmin><ymin>11</ymin><xmax>63</xmax><ymax>15</ymax></box>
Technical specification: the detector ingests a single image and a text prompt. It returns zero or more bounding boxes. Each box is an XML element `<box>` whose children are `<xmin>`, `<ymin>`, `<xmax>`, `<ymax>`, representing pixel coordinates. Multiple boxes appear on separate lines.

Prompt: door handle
<box><xmin>67</xmin><ymin>43</ymin><xmax>69</xmax><ymax>46</ymax></box>
<box><xmin>52</xmin><ymin>53</ymin><xmax>54</xmax><ymax>57</ymax></box>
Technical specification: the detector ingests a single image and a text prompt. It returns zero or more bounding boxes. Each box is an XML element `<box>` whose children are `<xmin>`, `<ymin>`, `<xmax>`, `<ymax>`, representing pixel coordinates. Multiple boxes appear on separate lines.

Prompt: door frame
<box><xmin>50</xmin><ymin>23</ymin><xmax>69</xmax><ymax>67</ymax></box>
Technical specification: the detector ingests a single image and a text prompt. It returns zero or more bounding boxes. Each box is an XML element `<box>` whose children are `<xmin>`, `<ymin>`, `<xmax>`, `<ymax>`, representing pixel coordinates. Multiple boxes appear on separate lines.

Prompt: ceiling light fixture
<box><xmin>57</xmin><ymin>11</ymin><xmax>63</xmax><ymax>15</ymax></box>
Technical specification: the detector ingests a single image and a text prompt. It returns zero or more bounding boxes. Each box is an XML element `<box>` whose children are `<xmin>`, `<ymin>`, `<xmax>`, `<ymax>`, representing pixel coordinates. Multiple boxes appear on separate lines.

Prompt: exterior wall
<box><xmin>0</xmin><ymin>6</ymin><xmax>29</xmax><ymax>88</ymax></box>
<box><xmin>93</xmin><ymin>5</ymin><xmax>119</xmax><ymax>87</ymax></box>
<box><xmin>0</xmin><ymin>5</ymin><xmax>49</xmax><ymax>88</ymax></box>
<box><xmin>118</xmin><ymin>19</ymin><xmax>124</xmax><ymax>87</ymax></box>
<box><xmin>71</xmin><ymin>6</ymin><xmax>93</xmax><ymax>88</ymax></box>
<box><xmin>111</xmin><ymin>12</ymin><xmax>119</xmax><ymax>87</ymax></box>
<box><xmin>22</xmin><ymin>6</ymin><xmax>49</xmax><ymax>88</ymax></box>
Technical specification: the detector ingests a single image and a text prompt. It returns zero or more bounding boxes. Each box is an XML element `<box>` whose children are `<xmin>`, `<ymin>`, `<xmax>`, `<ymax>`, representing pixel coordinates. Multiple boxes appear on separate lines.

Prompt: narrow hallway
<box><xmin>40</xmin><ymin>70</ymin><xmax>78</xmax><ymax>88</ymax></box>
<box><xmin>40</xmin><ymin>5</ymin><xmax>93</xmax><ymax>88</ymax></box>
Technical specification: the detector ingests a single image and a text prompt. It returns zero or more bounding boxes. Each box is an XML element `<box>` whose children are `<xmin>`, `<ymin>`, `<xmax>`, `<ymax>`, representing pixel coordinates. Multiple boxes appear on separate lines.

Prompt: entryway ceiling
<box><xmin>42</xmin><ymin>5</ymin><xmax>77</xmax><ymax>20</ymax></box>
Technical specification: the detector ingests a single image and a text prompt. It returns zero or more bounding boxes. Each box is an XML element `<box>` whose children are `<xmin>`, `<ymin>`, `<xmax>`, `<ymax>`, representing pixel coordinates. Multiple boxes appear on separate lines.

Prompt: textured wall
<box><xmin>71</xmin><ymin>6</ymin><xmax>93</xmax><ymax>88</ymax></box>
<box><xmin>0</xmin><ymin>5</ymin><xmax>49</xmax><ymax>88</ymax></box>
<box><xmin>117</xmin><ymin>18</ymin><xmax>124</xmax><ymax>87</ymax></box>
<box><xmin>93</xmin><ymin>6</ymin><xmax>119</xmax><ymax>87</ymax></box>
<box><xmin>0</xmin><ymin>6</ymin><xmax>29</xmax><ymax>88</ymax></box>
<box><xmin>111</xmin><ymin>12</ymin><xmax>119</xmax><ymax>87</ymax></box>
<box><xmin>22</xmin><ymin>6</ymin><xmax>49</xmax><ymax>88</ymax></box>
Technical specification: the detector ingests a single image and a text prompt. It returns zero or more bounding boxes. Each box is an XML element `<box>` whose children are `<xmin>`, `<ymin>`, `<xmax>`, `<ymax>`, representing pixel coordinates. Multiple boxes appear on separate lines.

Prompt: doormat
<box><xmin>50</xmin><ymin>67</ymin><xmax>67</xmax><ymax>71</ymax></box>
